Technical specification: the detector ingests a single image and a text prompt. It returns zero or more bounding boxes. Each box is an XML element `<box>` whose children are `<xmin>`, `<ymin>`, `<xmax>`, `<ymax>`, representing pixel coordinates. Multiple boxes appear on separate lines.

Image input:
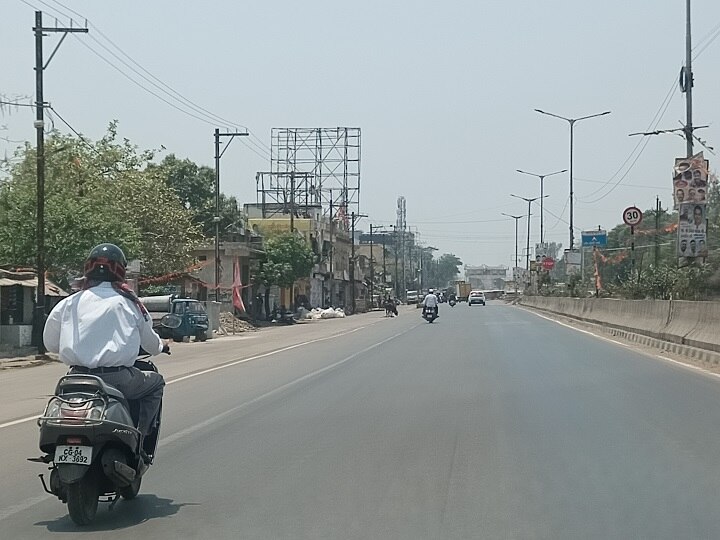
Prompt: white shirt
<box><xmin>422</xmin><ymin>293</ymin><xmax>438</xmax><ymax>308</ymax></box>
<box><xmin>43</xmin><ymin>282</ymin><xmax>163</xmax><ymax>368</ymax></box>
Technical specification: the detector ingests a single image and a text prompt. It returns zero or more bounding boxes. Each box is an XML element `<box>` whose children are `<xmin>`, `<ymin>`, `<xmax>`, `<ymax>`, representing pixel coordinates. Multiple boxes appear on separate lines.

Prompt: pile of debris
<box><xmin>298</xmin><ymin>307</ymin><xmax>346</xmax><ymax>320</ymax></box>
<box><xmin>218</xmin><ymin>312</ymin><xmax>259</xmax><ymax>334</ymax></box>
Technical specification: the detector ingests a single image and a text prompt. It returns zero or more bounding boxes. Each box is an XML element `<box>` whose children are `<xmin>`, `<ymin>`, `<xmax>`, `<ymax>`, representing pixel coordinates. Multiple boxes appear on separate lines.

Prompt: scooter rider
<box><xmin>43</xmin><ymin>243</ymin><xmax>169</xmax><ymax>460</ymax></box>
<box><xmin>422</xmin><ymin>288</ymin><xmax>439</xmax><ymax>317</ymax></box>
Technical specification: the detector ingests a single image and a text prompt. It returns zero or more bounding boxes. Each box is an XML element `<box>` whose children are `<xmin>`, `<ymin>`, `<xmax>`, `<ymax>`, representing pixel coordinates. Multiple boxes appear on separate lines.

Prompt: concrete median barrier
<box><xmin>520</xmin><ymin>296</ymin><xmax>719</xmax><ymax>353</ymax></box>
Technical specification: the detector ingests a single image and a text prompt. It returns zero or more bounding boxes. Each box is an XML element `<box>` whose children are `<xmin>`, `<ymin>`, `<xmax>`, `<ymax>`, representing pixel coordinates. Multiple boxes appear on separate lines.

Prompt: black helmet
<box><xmin>83</xmin><ymin>243</ymin><xmax>127</xmax><ymax>282</ymax></box>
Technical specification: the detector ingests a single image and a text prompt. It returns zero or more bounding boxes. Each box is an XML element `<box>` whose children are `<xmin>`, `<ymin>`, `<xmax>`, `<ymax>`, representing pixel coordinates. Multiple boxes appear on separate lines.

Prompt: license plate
<box><xmin>54</xmin><ymin>445</ymin><xmax>93</xmax><ymax>466</ymax></box>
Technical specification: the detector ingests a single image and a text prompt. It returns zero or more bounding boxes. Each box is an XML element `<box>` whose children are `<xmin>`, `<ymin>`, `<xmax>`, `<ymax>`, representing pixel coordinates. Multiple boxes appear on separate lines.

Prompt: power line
<box><xmin>18</xmin><ymin>0</ymin><xmax>273</xmax><ymax>162</ymax></box>
<box><xmin>578</xmin><ymin>76</ymin><xmax>678</xmax><ymax>203</ymax></box>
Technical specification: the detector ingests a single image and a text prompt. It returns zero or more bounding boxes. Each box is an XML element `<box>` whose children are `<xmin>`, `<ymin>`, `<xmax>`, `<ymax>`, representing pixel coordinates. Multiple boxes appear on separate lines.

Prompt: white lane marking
<box><xmin>0</xmin><ymin>321</ymin><xmax>382</xmax><ymax>430</ymax></box>
<box><xmin>0</xmin><ymin>415</ymin><xmax>40</xmax><ymax>430</ymax></box>
<box><xmin>160</xmin><ymin>326</ymin><xmax>413</xmax><ymax>448</ymax></box>
<box><xmin>167</xmin><ymin>324</ymin><xmax>368</xmax><ymax>384</ymax></box>
<box><xmin>526</xmin><ymin>308</ymin><xmax>720</xmax><ymax>380</ymax></box>
<box><xmin>0</xmin><ymin>494</ymin><xmax>52</xmax><ymax>522</ymax></box>
<box><xmin>0</xmin><ymin>322</ymin><xmax>404</xmax><ymax>521</ymax></box>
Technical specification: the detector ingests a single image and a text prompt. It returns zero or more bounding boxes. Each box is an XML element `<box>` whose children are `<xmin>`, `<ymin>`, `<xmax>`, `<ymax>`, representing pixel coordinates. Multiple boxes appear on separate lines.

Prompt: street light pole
<box><xmin>510</xmin><ymin>194</ymin><xmax>547</xmax><ymax>270</ymax></box>
<box><xmin>502</xmin><ymin>213</ymin><xmax>525</xmax><ymax>297</ymax></box>
<box><xmin>535</xmin><ymin>108</ymin><xmax>610</xmax><ymax>250</ymax></box>
<box><xmin>516</xmin><ymin>168</ymin><xmax>566</xmax><ymax>245</ymax></box>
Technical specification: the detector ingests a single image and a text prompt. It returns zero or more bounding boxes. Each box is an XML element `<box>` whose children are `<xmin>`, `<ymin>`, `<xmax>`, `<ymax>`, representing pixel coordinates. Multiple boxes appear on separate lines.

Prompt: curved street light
<box><xmin>534</xmin><ymin>108</ymin><xmax>610</xmax><ymax>250</ymax></box>
<box><xmin>511</xmin><ymin>194</ymin><xmax>548</xmax><ymax>271</ymax></box>
<box><xmin>516</xmin><ymin>168</ymin><xmax>567</xmax><ymax>245</ymax></box>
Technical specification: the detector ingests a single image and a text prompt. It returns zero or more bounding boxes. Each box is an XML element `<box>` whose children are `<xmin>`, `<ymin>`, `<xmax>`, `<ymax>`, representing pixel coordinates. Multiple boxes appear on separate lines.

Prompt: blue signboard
<box><xmin>581</xmin><ymin>230</ymin><xmax>607</xmax><ymax>247</ymax></box>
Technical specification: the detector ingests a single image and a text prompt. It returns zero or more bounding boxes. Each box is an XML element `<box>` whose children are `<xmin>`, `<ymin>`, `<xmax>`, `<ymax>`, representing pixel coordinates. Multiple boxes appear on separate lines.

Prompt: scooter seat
<box><xmin>55</xmin><ymin>374</ymin><xmax>129</xmax><ymax>408</ymax></box>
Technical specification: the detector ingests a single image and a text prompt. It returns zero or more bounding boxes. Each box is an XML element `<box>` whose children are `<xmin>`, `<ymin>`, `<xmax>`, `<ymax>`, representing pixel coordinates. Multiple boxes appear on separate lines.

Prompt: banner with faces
<box><xmin>677</xmin><ymin>202</ymin><xmax>707</xmax><ymax>258</ymax></box>
<box><xmin>673</xmin><ymin>153</ymin><xmax>709</xmax><ymax>209</ymax></box>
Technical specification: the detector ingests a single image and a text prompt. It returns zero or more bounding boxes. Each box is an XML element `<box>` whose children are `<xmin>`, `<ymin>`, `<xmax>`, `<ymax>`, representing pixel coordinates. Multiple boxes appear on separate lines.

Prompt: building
<box><xmin>0</xmin><ymin>267</ymin><xmax>68</xmax><ymax>347</ymax></box>
<box><xmin>244</xmin><ymin>203</ymin><xmax>366</xmax><ymax>311</ymax></box>
<box><xmin>465</xmin><ymin>265</ymin><xmax>508</xmax><ymax>291</ymax></box>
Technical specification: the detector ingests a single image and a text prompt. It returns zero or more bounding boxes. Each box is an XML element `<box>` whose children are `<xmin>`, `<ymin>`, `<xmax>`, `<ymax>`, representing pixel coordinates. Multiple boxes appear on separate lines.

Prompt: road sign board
<box><xmin>623</xmin><ymin>206</ymin><xmax>643</xmax><ymax>226</ymax></box>
<box><xmin>581</xmin><ymin>230</ymin><xmax>607</xmax><ymax>247</ymax></box>
<box><xmin>541</xmin><ymin>257</ymin><xmax>555</xmax><ymax>270</ymax></box>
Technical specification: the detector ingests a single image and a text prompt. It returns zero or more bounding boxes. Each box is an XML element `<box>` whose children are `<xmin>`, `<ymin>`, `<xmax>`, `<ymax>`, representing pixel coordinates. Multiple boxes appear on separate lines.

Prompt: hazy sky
<box><xmin>3</xmin><ymin>0</ymin><xmax>720</xmax><ymax>269</ymax></box>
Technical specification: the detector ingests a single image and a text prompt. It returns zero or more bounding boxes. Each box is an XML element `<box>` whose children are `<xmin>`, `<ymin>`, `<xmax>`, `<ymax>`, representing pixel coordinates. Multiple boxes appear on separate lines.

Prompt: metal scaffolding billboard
<box><xmin>258</xmin><ymin>127</ymin><xmax>361</xmax><ymax>219</ymax></box>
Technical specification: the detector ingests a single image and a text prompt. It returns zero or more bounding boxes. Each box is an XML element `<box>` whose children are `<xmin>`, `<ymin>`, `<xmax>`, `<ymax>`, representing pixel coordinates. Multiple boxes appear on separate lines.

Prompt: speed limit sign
<box><xmin>623</xmin><ymin>206</ymin><xmax>643</xmax><ymax>226</ymax></box>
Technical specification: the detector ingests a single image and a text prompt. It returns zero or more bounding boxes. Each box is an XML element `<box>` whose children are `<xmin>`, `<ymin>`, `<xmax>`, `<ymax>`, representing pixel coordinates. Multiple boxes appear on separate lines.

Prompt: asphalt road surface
<box><xmin>2</xmin><ymin>302</ymin><xmax>720</xmax><ymax>539</ymax></box>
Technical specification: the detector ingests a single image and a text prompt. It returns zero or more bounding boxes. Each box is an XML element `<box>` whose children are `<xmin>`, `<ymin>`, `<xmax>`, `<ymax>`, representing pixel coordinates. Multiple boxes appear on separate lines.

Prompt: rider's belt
<box><xmin>70</xmin><ymin>366</ymin><xmax>127</xmax><ymax>374</ymax></box>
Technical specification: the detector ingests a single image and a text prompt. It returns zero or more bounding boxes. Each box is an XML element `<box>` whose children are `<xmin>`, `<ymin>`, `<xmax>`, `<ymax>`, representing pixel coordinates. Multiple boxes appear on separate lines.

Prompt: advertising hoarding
<box><xmin>673</xmin><ymin>153</ymin><xmax>708</xmax><ymax>209</ymax></box>
<box><xmin>677</xmin><ymin>203</ymin><xmax>707</xmax><ymax>258</ymax></box>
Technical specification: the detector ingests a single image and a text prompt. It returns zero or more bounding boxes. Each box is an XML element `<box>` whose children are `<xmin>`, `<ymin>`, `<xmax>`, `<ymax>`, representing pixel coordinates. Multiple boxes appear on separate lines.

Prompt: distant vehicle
<box><xmin>406</xmin><ymin>290</ymin><xmax>419</xmax><ymax>304</ymax></box>
<box><xmin>455</xmin><ymin>281</ymin><xmax>472</xmax><ymax>302</ymax></box>
<box><xmin>421</xmin><ymin>304</ymin><xmax>438</xmax><ymax>323</ymax></box>
<box><xmin>140</xmin><ymin>295</ymin><xmax>209</xmax><ymax>342</ymax></box>
<box><xmin>468</xmin><ymin>290</ymin><xmax>486</xmax><ymax>306</ymax></box>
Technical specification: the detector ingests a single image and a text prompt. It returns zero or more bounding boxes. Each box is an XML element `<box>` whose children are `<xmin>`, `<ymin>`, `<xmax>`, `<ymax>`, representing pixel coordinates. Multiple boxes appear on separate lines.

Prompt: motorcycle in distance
<box><xmin>448</xmin><ymin>298</ymin><xmax>457</xmax><ymax>307</ymax></box>
<box><xmin>422</xmin><ymin>304</ymin><xmax>438</xmax><ymax>323</ymax></box>
<box><xmin>28</xmin><ymin>313</ymin><xmax>181</xmax><ymax>526</ymax></box>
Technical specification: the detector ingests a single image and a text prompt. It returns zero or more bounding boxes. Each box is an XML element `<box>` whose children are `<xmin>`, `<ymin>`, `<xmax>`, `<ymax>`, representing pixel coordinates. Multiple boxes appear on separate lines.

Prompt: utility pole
<box><xmin>684</xmin><ymin>0</ymin><xmax>694</xmax><ymax>157</ymax></box>
<box><xmin>368</xmin><ymin>224</ymin><xmax>386</xmax><ymax>308</ymax></box>
<box><xmin>655</xmin><ymin>196</ymin><xmax>661</xmax><ymax>267</ymax></box>
<box><xmin>369</xmin><ymin>224</ymin><xmax>375</xmax><ymax>308</ymax></box>
<box><xmin>328</xmin><ymin>190</ymin><xmax>334</xmax><ymax>307</ymax></box>
<box><xmin>214</xmin><ymin>128</ymin><xmax>248</xmax><ymax>302</ymax></box>
<box><xmin>289</xmin><ymin>172</ymin><xmax>295</xmax><ymax>233</ymax></box>
<box><xmin>393</xmin><ymin>225</ymin><xmax>399</xmax><ymax>299</ymax></box>
<box><xmin>349</xmin><ymin>211</ymin><xmax>367</xmax><ymax>314</ymax></box>
<box><xmin>33</xmin><ymin>11</ymin><xmax>88</xmax><ymax>356</ymax></box>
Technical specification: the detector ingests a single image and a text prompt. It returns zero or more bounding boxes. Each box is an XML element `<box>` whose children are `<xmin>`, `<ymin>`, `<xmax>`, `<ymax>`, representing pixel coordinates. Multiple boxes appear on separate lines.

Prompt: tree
<box><xmin>0</xmin><ymin>124</ymin><xmax>201</xmax><ymax>284</ymax></box>
<box><xmin>426</xmin><ymin>253</ymin><xmax>462</xmax><ymax>288</ymax></box>
<box><xmin>254</xmin><ymin>232</ymin><xmax>315</xmax><ymax>317</ymax></box>
<box><xmin>148</xmin><ymin>154</ymin><xmax>246</xmax><ymax>241</ymax></box>
<box><xmin>147</xmin><ymin>154</ymin><xmax>213</xmax><ymax>212</ymax></box>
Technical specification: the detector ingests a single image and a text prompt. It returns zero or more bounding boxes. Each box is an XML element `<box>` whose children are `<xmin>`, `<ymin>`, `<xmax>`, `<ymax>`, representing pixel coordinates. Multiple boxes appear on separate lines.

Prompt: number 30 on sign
<box><xmin>623</xmin><ymin>206</ymin><xmax>643</xmax><ymax>227</ymax></box>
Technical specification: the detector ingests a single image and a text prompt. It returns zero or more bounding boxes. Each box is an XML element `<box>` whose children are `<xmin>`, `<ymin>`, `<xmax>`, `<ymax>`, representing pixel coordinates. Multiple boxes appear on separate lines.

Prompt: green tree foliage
<box><xmin>255</xmin><ymin>232</ymin><xmax>315</xmax><ymax>289</ymax></box>
<box><xmin>423</xmin><ymin>253</ymin><xmax>463</xmax><ymax>288</ymax></box>
<box><xmin>253</xmin><ymin>232</ymin><xmax>315</xmax><ymax>316</ymax></box>
<box><xmin>0</xmin><ymin>124</ymin><xmax>201</xmax><ymax>283</ymax></box>
<box><xmin>147</xmin><ymin>154</ymin><xmax>213</xmax><ymax>212</ymax></box>
<box><xmin>148</xmin><ymin>154</ymin><xmax>245</xmax><ymax>240</ymax></box>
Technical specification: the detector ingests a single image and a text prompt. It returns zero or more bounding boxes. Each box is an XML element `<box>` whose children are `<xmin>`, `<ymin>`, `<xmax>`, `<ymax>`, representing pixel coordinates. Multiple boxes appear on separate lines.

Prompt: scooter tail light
<box><xmin>66</xmin><ymin>437</ymin><xmax>83</xmax><ymax>445</ymax></box>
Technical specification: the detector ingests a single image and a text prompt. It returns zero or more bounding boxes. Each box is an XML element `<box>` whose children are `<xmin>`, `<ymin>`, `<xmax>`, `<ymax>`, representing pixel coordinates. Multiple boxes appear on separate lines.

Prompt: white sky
<box><xmin>2</xmin><ymin>0</ymin><xmax>720</xmax><ymax>268</ymax></box>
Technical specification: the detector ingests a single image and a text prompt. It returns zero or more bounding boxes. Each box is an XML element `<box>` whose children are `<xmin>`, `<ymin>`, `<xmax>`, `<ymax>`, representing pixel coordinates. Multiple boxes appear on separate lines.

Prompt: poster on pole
<box><xmin>673</xmin><ymin>153</ymin><xmax>709</xmax><ymax>209</ymax></box>
<box><xmin>677</xmin><ymin>203</ymin><xmax>707</xmax><ymax>258</ymax></box>
<box><xmin>564</xmin><ymin>249</ymin><xmax>581</xmax><ymax>275</ymax></box>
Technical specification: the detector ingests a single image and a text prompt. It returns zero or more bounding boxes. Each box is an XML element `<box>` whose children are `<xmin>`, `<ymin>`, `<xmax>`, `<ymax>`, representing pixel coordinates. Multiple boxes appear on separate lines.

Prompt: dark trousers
<box><xmin>94</xmin><ymin>367</ymin><xmax>165</xmax><ymax>437</ymax></box>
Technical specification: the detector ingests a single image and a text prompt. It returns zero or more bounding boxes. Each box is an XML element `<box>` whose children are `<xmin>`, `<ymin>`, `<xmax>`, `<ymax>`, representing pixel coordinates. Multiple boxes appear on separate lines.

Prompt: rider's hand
<box><xmin>161</xmin><ymin>340</ymin><xmax>171</xmax><ymax>354</ymax></box>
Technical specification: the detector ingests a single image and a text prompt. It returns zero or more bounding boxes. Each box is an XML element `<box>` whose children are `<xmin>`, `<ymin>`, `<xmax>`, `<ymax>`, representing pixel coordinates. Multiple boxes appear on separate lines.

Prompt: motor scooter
<box><xmin>422</xmin><ymin>304</ymin><xmax>438</xmax><ymax>323</ymax></box>
<box><xmin>28</xmin><ymin>314</ymin><xmax>180</xmax><ymax>525</ymax></box>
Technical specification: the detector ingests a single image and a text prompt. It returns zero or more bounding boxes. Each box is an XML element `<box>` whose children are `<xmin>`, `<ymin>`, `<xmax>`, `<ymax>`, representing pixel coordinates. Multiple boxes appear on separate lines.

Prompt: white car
<box><xmin>468</xmin><ymin>290</ymin><xmax>486</xmax><ymax>306</ymax></box>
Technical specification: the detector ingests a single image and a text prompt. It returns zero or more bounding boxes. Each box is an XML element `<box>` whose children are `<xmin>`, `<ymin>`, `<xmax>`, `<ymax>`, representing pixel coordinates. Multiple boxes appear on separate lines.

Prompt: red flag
<box><xmin>232</xmin><ymin>257</ymin><xmax>246</xmax><ymax>312</ymax></box>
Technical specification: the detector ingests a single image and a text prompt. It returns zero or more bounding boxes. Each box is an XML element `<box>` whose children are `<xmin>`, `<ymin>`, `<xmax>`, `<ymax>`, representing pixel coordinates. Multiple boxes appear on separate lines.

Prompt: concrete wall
<box><xmin>0</xmin><ymin>325</ymin><xmax>33</xmax><ymax>347</ymax></box>
<box><xmin>521</xmin><ymin>296</ymin><xmax>720</xmax><ymax>352</ymax></box>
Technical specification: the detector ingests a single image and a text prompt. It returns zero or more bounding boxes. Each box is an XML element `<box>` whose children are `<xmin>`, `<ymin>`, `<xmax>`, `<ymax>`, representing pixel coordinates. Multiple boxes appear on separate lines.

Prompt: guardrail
<box><xmin>520</xmin><ymin>296</ymin><xmax>720</xmax><ymax>353</ymax></box>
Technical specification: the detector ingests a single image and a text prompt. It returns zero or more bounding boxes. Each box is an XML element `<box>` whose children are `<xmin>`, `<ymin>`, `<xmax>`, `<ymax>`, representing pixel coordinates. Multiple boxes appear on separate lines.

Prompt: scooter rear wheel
<box><xmin>66</xmin><ymin>472</ymin><xmax>99</xmax><ymax>526</ymax></box>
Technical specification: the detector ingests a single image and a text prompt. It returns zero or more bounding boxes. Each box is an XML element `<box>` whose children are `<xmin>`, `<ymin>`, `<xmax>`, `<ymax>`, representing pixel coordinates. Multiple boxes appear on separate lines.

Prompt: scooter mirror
<box><xmin>160</xmin><ymin>314</ymin><xmax>182</xmax><ymax>329</ymax></box>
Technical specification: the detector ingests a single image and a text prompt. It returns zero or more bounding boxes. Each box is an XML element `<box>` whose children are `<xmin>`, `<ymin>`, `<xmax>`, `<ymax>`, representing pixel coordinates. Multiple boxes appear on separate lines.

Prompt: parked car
<box><xmin>468</xmin><ymin>290</ymin><xmax>486</xmax><ymax>306</ymax></box>
<box><xmin>406</xmin><ymin>290</ymin><xmax>419</xmax><ymax>304</ymax></box>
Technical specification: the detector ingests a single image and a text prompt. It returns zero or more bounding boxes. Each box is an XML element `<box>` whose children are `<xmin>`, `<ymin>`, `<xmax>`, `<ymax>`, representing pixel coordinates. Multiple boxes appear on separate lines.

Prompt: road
<box><xmin>2</xmin><ymin>302</ymin><xmax>720</xmax><ymax>539</ymax></box>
